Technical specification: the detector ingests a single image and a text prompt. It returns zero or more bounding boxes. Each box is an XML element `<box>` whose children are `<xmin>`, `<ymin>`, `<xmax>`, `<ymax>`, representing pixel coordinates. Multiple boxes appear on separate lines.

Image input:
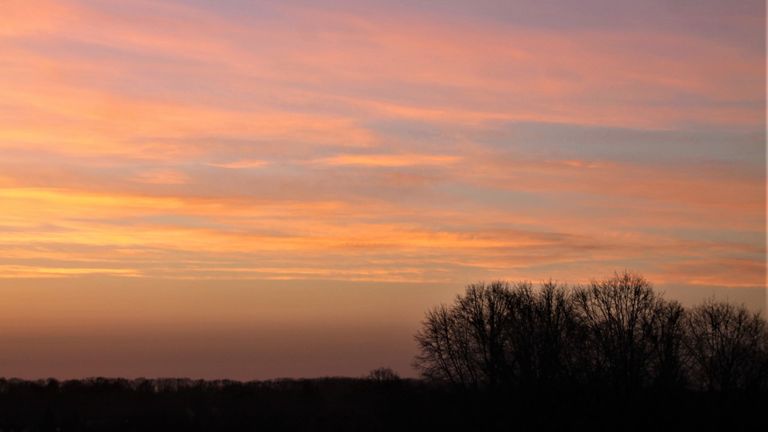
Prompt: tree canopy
<box><xmin>414</xmin><ymin>271</ymin><xmax>768</xmax><ymax>394</ymax></box>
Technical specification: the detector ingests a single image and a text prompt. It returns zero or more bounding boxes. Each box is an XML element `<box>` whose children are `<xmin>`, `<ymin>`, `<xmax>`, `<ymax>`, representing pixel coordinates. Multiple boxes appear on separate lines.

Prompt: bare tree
<box><xmin>414</xmin><ymin>281</ymin><xmax>579</xmax><ymax>390</ymax></box>
<box><xmin>414</xmin><ymin>282</ymin><xmax>514</xmax><ymax>389</ymax></box>
<box><xmin>454</xmin><ymin>281</ymin><xmax>514</xmax><ymax>389</ymax></box>
<box><xmin>414</xmin><ymin>303</ymin><xmax>481</xmax><ymax>388</ymax></box>
<box><xmin>571</xmin><ymin>271</ymin><xmax>666</xmax><ymax>392</ymax></box>
<box><xmin>504</xmin><ymin>281</ymin><xmax>578</xmax><ymax>389</ymax></box>
<box><xmin>684</xmin><ymin>299</ymin><xmax>767</xmax><ymax>393</ymax></box>
<box><xmin>645</xmin><ymin>300</ymin><xmax>687</xmax><ymax>390</ymax></box>
<box><xmin>414</xmin><ymin>272</ymin><xmax>767</xmax><ymax>395</ymax></box>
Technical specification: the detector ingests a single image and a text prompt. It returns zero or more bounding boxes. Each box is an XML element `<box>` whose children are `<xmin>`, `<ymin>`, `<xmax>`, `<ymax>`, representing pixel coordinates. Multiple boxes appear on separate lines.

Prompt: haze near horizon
<box><xmin>0</xmin><ymin>0</ymin><xmax>765</xmax><ymax>379</ymax></box>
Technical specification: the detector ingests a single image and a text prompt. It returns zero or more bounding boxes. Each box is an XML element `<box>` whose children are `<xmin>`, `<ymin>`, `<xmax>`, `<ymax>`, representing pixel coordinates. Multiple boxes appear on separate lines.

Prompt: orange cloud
<box><xmin>313</xmin><ymin>154</ymin><xmax>461</xmax><ymax>167</ymax></box>
<box><xmin>0</xmin><ymin>0</ymin><xmax>763</xmax><ymax>296</ymax></box>
<box><xmin>132</xmin><ymin>170</ymin><xmax>190</xmax><ymax>185</ymax></box>
<box><xmin>208</xmin><ymin>160</ymin><xmax>270</xmax><ymax>169</ymax></box>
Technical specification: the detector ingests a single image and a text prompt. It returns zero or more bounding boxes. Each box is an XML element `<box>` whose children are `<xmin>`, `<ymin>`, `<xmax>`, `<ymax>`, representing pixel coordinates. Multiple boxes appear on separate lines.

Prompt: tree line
<box><xmin>414</xmin><ymin>271</ymin><xmax>768</xmax><ymax>394</ymax></box>
<box><xmin>0</xmin><ymin>271</ymin><xmax>765</xmax><ymax>430</ymax></box>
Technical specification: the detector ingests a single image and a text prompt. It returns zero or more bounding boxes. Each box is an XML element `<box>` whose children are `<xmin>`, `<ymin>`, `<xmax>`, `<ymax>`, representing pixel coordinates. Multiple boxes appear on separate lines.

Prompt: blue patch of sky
<box><xmin>225</xmin><ymin>0</ymin><xmax>765</xmax><ymax>53</ymax></box>
<box><xmin>637</xmin><ymin>227</ymin><xmax>766</xmax><ymax>253</ymax></box>
<box><xmin>433</xmin><ymin>181</ymin><xmax>562</xmax><ymax>215</ymax></box>
<box><xmin>474</xmin><ymin>121</ymin><xmax>765</xmax><ymax>168</ymax></box>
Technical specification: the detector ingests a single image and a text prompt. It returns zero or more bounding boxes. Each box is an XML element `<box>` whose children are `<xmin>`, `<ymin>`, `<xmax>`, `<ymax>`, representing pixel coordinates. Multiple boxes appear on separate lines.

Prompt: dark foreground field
<box><xmin>1</xmin><ymin>377</ymin><xmax>765</xmax><ymax>431</ymax></box>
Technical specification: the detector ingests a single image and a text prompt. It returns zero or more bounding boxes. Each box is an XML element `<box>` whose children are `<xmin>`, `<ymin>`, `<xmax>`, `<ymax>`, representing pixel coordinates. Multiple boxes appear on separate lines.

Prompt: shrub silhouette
<box><xmin>366</xmin><ymin>367</ymin><xmax>400</xmax><ymax>382</ymax></box>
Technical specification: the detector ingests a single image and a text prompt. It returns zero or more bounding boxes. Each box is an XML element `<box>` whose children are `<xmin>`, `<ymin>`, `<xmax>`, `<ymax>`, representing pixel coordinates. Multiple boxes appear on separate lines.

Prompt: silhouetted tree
<box><xmin>413</xmin><ymin>282</ymin><xmax>519</xmax><ymax>389</ymax></box>
<box><xmin>571</xmin><ymin>271</ymin><xmax>672</xmax><ymax>392</ymax></box>
<box><xmin>414</xmin><ymin>283</ymin><xmax>510</xmax><ymax>389</ymax></box>
<box><xmin>645</xmin><ymin>300</ymin><xmax>687</xmax><ymax>390</ymax></box>
<box><xmin>454</xmin><ymin>281</ymin><xmax>515</xmax><ymax>389</ymax></box>
<box><xmin>1</xmin><ymin>272</ymin><xmax>767</xmax><ymax>431</ymax></box>
<box><xmin>414</xmin><ymin>272</ymin><xmax>766</xmax><ymax>398</ymax></box>
<box><xmin>414</xmin><ymin>281</ymin><xmax>580</xmax><ymax>390</ymax></box>
<box><xmin>413</xmin><ymin>307</ymin><xmax>451</xmax><ymax>384</ymax></box>
<box><xmin>684</xmin><ymin>299</ymin><xmax>768</xmax><ymax>393</ymax></box>
<box><xmin>503</xmin><ymin>281</ymin><xmax>579</xmax><ymax>389</ymax></box>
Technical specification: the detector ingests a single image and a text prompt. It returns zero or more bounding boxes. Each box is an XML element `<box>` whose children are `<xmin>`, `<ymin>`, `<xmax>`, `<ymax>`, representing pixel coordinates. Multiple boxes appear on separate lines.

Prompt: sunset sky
<box><xmin>0</xmin><ymin>0</ymin><xmax>765</xmax><ymax>379</ymax></box>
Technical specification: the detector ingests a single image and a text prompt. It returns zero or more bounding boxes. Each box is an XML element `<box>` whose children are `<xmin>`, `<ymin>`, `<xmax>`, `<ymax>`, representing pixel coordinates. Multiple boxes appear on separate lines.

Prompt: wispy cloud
<box><xmin>312</xmin><ymin>154</ymin><xmax>461</xmax><ymax>168</ymax></box>
<box><xmin>208</xmin><ymin>160</ymin><xmax>270</xmax><ymax>169</ymax></box>
<box><xmin>0</xmin><ymin>0</ymin><xmax>763</xmax><ymax>293</ymax></box>
<box><xmin>132</xmin><ymin>170</ymin><xmax>190</xmax><ymax>185</ymax></box>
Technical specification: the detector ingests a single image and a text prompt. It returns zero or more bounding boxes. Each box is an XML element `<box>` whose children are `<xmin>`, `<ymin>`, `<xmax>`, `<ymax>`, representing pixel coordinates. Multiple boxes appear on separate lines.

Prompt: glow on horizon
<box><xmin>0</xmin><ymin>0</ymin><xmax>765</xmax><ymax>379</ymax></box>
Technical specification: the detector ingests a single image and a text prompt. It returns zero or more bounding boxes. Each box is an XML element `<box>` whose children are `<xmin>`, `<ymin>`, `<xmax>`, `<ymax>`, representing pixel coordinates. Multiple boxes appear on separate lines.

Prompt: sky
<box><xmin>0</xmin><ymin>0</ymin><xmax>765</xmax><ymax>379</ymax></box>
